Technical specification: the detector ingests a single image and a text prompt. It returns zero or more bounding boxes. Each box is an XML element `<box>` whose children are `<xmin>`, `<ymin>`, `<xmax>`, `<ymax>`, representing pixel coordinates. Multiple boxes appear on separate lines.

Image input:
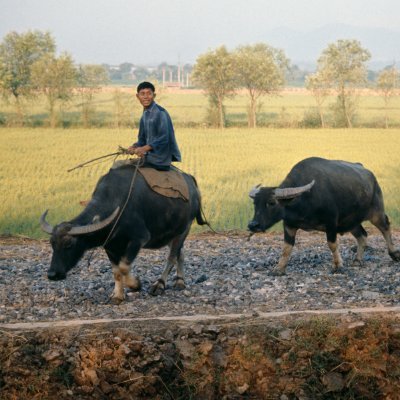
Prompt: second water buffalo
<box><xmin>248</xmin><ymin>157</ymin><xmax>400</xmax><ymax>274</ymax></box>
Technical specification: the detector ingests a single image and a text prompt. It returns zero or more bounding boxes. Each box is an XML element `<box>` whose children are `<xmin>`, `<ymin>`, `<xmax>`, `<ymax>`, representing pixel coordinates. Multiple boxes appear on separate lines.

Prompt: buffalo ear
<box><xmin>62</xmin><ymin>235</ymin><xmax>74</xmax><ymax>248</ymax></box>
<box><xmin>276</xmin><ymin>197</ymin><xmax>296</xmax><ymax>206</ymax></box>
<box><xmin>59</xmin><ymin>223</ymin><xmax>73</xmax><ymax>235</ymax></box>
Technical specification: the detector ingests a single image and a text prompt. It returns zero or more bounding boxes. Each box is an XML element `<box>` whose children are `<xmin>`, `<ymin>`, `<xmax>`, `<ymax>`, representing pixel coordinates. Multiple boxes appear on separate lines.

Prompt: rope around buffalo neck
<box><xmin>101</xmin><ymin>157</ymin><xmax>144</xmax><ymax>249</ymax></box>
<box><xmin>85</xmin><ymin>156</ymin><xmax>143</xmax><ymax>267</ymax></box>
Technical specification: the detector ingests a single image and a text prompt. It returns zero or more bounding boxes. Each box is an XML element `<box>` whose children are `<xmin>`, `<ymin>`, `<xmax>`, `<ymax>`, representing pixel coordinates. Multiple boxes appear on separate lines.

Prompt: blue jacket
<box><xmin>134</xmin><ymin>101</ymin><xmax>181</xmax><ymax>167</ymax></box>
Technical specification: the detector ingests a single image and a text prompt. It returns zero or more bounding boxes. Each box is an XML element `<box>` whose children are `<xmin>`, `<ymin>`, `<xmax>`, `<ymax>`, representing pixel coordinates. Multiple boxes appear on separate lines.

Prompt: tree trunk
<box><xmin>217</xmin><ymin>98</ymin><xmax>224</xmax><ymax>128</ymax></box>
<box><xmin>384</xmin><ymin>97</ymin><xmax>389</xmax><ymax>129</ymax></box>
<box><xmin>14</xmin><ymin>95</ymin><xmax>24</xmax><ymax>126</ymax></box>
<box><xmin>319</xmin><ymin>108</ymin><xmax>326</xmax><ymax>128</ymax></box>
<box><xmin>316</xmin><ymin>96</ymin><xmax>326</xmax><ymax>128</ymax></box>
<box><xmin>248</xmin><ymin>94</ymin><xmax>257</xmax><ymax>128</ymax></box>
<box><xmin>82</xmin><ymin>103</ymin><xmax>90</xmax><ymax>128</ymax></box>
<box><xmin>49</xmin><ymin>98</ymin><xmax>57</xmax><ymax>128</ymax></box>
<box><xmin>340</xmin><ymin>88</ymin><xmax>352</xmax><ymax>128</ymax></box>
<box><xmin>344</xmin><ymin>103</ymin><xmax>352</xmax><ymax>128</ymax></box>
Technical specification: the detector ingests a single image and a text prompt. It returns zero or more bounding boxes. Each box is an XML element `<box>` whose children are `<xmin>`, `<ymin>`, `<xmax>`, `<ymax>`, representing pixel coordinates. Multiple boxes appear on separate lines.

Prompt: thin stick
<box><xmin>67</xmin><ymin>149</ymin><xmax>126</xmax><ymax>172</ymax></box>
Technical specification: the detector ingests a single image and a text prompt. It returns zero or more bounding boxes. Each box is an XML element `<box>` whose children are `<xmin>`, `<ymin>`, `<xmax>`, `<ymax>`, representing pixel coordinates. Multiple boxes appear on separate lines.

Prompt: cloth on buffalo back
<box><xmin>138</xmin><ymin>167</ymin><xmax>189</xmax><ymax>201</ymax></box>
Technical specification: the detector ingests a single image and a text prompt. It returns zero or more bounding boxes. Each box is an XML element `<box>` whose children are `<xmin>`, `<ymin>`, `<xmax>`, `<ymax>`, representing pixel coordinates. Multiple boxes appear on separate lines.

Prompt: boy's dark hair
<box><xmin>137</xmin><ymin>81</ymin><xmax>155</xmax><ymax>93</ymax></box>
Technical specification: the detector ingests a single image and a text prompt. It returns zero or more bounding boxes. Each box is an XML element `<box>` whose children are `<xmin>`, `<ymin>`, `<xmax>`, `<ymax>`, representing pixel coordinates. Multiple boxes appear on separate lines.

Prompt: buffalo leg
<box><xmin>370</xmin><ymin>212</ymin><xmax>400</xmax><ymax>261</ymax></box>
<box><xmin>109</xmin><ymin>242</ymin><xmax>142</xmax><ymax>303</ymax></box>
<box><xmin>326</xmin><ymin>230</ymin><xmax>343</xmax><ymax>272</ymax></box>
<box><xmin>149</xmin><ymin>250</ymin><xmax>174</xmax><ymax>296</ymax></box>
<box><xmin>350</xmin><ymin>225</ymin><xmax>368</xmax><ymax>266</ymax></box>
<box><xmin>149</xmin><ymin>229</ymin><xmax>189</xmax><ymax>295</ymax></box>
<box><xmin>111</xmin><ymin>262</ymin><xmax>125</xmax><ymax>303</ymax></box>
<box><xmin>174</xmin><ymin>247</ymin><xmax>186</xmax><ymax>290</ymax></box>
<box><xmin>272</xmin><ymin>226</ymin><xmax>297</xmax><ymax>275</ymax></box>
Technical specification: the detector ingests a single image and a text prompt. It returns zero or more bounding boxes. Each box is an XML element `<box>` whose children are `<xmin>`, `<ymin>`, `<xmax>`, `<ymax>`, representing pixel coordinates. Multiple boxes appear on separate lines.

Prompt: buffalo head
<box><xmin>248</xmin><ymin>181</ymin><xmax>314</xmax><ymax>232</ymax></box>
<box><xmin>40</xmin><ymin>207</ymin><xmax>119</xmax><ymax>280</ymax></box>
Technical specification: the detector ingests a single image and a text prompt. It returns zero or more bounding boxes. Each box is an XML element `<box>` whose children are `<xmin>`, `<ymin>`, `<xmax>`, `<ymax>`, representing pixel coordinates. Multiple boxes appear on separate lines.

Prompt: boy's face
<box><xmin>136</xmin><ymin>88</ymin><xmax>155</xmax><ymax>108</ymax></box>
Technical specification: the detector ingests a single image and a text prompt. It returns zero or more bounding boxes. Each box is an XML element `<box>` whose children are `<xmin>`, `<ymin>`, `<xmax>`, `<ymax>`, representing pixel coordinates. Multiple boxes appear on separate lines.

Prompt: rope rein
<box><xmin>84</xmin><ymin>156</ymin><xmax>143</xmax><ymax>266</ymax></box>
<box><xmin>68</xmin><ymin>148</ymin><xmax>251</xmax><ymax>266</ymax></box>
<box><xmin>102</xmin><ymin>157</ymin><xmax>144</xmax><ymax>249</ymax></box>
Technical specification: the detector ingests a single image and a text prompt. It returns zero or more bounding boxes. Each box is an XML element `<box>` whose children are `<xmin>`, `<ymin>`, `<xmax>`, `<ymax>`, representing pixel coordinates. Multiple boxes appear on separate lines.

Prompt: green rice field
<box><xmin>1</xmin><ymin>88</ymin><xmax>400</xmax><ymax>128</ymax></box>
<box><xmin>1</xmin><ymin>127</ymin><xmax>399</xmax><ymax>238</ymax></box>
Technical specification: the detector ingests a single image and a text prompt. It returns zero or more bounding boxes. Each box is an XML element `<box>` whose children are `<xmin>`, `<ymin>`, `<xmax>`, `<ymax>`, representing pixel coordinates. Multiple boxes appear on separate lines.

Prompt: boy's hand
<box><xmin>127</xmin><ymin>146</ymin><xmax>136</xmax><ymax>155</ymax></box>
<box><xmin>134</xmin><ymin>145</ymin><xmax>152</xmax><ymax>157</ymax></box>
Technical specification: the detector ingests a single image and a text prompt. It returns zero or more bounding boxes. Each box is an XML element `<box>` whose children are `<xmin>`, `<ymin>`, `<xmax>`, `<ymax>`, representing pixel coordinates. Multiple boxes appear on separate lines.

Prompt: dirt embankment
<box><xmin>1</xmin><ymin>231</ymin><xmax>400</xmax><ymax>399</ymax></box>
<box><xmin>1</xmin><ymin>312</ymin><xmax>400</xmax><ymax>400</ymax></box>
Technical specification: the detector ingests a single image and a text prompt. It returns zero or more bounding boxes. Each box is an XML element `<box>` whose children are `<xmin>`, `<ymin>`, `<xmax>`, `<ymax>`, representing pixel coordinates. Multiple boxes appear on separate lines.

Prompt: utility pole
<box><xmin>177</xmin><ymin>55</ymin><xmax>181</xmax><ymax>86</ymax></box>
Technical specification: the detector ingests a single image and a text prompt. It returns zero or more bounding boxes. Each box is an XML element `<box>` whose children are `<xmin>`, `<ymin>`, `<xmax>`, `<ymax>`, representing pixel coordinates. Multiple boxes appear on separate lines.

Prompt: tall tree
<box><xmin>192</xmin><ymin>46</ymin><xmax>237</xmax><ymax>128</ymax></box>
<box><xmin>31</xmin><ymin>53</ymin><xmax>76</xmax><ymax>128</ymax></box>
<box><xmin>0</xmin><ymin>30</ymin><xmax>55</xmax><ymax>122</ymax></box>
<box><xmin>132</xmin><ymin>66</ymin><xmax>150</xmax><ymax>83</ymax></box>
<box><xmin>76</xmin><ymin>64</ymin><xmax>109</xmax><ymax>127</ymax></box>
<box><xmin>233</xmin><ymin>43</ymin><xmax>289</xmax><ymax>128</ymax></box>
<box><xmin>376</xmin><ymin>66</ymin><xmax>399</xmax><ymax>128</ymax></box>
<box><xmin>112</xmin><ymin>88</ymin><xmax>135</xmax><ymax>128</ymax></box>
<box><xmin>315</xmin><ymin>39</ymin><xmax>371</xmax><ymax>128</ymax></box>
<box><xmin>305</xmin><ymin>72</ymin><xmax>330</xmax><ymax>128</ymax></box>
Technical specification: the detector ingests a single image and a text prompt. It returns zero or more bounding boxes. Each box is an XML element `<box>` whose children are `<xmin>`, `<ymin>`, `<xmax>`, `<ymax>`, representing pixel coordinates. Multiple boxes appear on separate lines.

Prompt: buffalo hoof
<box><xmin>389</xmin><ymin>250</ymin><xmax>400</xmax><ymax>262</ymax></box>
<box><xmin>352</xmin><ymin>259</ymin><xmax>364</xmax><ymax>267</ymax></box>
<box><xmin>331</xmin><ymin>267</ymin><xmax>345</xmax><ymax>274</ymax></box>
<box><xmin>174</xmin><ymin>278</ymin><xmax>186</xmax><ymax>290</ymax></box>
<box><xmin>109</xmin><ymin>296</ymin><xmax>124</xmax><ymax>305</ymax></box>
<box><xmin>270</xmin><ymin>268</ymin><xmax>286</xmax><ymax>276</ymax></box>
<box><xmin>126</xmin><ymin>276</ymin><xmax>141</xmax><ymax>291</ymax></box>
<box><xmin>149</xmin><ymin>279</ymin><xmax>165</xmax><ymax>296</ymax></box>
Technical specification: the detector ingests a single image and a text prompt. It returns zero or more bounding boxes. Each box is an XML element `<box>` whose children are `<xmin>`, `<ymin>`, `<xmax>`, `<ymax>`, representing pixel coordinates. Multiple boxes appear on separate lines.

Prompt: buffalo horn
<box><xmin>249</xmin><ymin>184</ymin><xmax>262</xmax><ymax>198</ymax></box>
<box><xmin>274</xmin><ymin>180</ymin><xmax>315</xmax><ymax>200</ymax></box>
<box><xmin>68</xmin><ymin>207</ymin><xmax>120</xmax><ymax>235</ymax></box>
<box><xmin>40</xmin><ymin>210</ymin><xmax>54</xmax><ymax>234</ymax></box>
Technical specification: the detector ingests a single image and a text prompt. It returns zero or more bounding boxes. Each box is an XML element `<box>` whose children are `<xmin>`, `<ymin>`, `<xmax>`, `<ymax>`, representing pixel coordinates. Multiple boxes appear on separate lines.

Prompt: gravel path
<box><xmin>1</xmin><ymin>230</ymin><xmax>400</xmax><ymax>324</ymax></box>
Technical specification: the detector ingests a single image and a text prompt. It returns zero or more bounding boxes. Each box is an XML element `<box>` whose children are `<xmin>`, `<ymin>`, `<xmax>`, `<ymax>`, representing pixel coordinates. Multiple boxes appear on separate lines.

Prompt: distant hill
<box><xmin>256</xmin><ymin>24</ymin><xmax>400</xmax><ymax>70</ymax></box>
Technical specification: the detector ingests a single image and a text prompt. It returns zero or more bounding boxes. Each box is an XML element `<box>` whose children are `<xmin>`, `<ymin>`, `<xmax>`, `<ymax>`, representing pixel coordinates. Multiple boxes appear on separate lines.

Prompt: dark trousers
<box><xmin>112</xmin><ymin>159</ymin><xmax>171</xmax><ymax>171</ymax></box>
<box><xmin>142</xmin><ymin>161</ymin><xmax>170</xmax><ymax>171</ymax></box>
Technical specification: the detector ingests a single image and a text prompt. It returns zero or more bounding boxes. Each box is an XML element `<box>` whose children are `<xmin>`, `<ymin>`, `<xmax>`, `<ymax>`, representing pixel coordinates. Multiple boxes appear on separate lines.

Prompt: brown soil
<box><xmin>1</xmin><ymin>232</ymin><xmax>400</xmax><ymax>399</ymax></box>
<box><xmin>1</xmin><ymin>312</ymin><xmax>400</xmax><ymax>399</ymax></box>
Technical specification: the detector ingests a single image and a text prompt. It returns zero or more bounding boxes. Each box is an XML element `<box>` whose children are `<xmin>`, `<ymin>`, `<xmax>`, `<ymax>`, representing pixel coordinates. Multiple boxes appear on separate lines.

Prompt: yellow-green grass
<box><xmin>1</xmin><ymin>127</ymin><xmax>399</xmax><ymax>238</ymax></box>
<box><xmin>1</xmin><ymin>89</ymin><xmax>400</xmax><ymax>127</ymax></box>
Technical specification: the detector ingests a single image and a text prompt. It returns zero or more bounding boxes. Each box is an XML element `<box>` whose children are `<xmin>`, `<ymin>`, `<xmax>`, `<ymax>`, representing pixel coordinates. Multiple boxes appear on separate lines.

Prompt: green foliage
<box><xmin>0</xmin><ymin>30</ymin><xmax>55</xmax><ymax>99</ymax></box>
<box><xmin>0</xmin><ymin>88</ymin><xmax>399</xmax><ymax>128</ymax></box>
<box><xmin>331</xmin><ymin>94</ymin><xmax>357</xmax><ymax>127</ymax></box>
<box><xmin>317</xmin><ymin>39</ymin><xmax>371</xmax><ymax>88</ymax></box>
<box><xmin>305</xmin><ymin>72</ymin><xmax>330</xmax><ymax>128</ymax></box>
<box><xmin>205</xmin><ymin>96</ymin><xmax>225</xmax><ymax>127</ymax></box>
<box><xmin>112</xmin><ymin>88</ymin><xmax>136</xmax><ymax>128</ymax></box>
<box><xmin>0</xmin><ymin>30</ymin><xmax>55</xmax><ymax>123</ymax></box>
<box><xmin>192</xmin><ymin>46</ymin><xmax>237</xmax><ymax>128</ymax></box>
<box><xmin>376</xmin><ymin>66</ymin><xmax>399</xmax><ymax>93</ymax></box>
<box><xmin>314</xmin><ymin>39</ymin><xmax>371</xmax><ymax>128</ymax></box>
<box><xmin>76</xmin><ymin>64</ymin><xmax>109</xmax><ymax>127</ymax></box>
<box><xmin>233</xmin><ymin>43</ymin><xmax>289</xmax><ymax>127</ymax></box>
<box><xmin>376</xmin><ymin>66</ymin><xmax>400</xmax><ymax>128</ymax></box>
<box><xmin>301</xmin><ymin>108</ymin><xmax>323</xmax><ymax>128</ymax></box>
<box><xmin>31</xmin><ymin>53</ymin><xmax>77</xmax><ymax>128</ymax></box>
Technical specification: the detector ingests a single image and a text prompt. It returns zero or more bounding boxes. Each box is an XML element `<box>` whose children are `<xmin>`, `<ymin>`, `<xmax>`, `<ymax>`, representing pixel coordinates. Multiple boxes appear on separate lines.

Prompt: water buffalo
<box><xmin>40</xmin><ymin>165</ymin><xmax>206</xmax><ymax>303</ymax></box>
<box><xmin>248</xmin><ymin>157</ymin><xmax>400</xmax><ymax>274</ymax></box>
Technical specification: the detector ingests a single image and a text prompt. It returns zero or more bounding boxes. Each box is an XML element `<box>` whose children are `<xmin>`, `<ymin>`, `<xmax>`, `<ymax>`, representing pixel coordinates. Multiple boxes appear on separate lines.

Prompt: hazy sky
<box><xmin>2</xmin><ymin>0</ymin><xmax>400</xmax><ymax>65</ymax></box>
